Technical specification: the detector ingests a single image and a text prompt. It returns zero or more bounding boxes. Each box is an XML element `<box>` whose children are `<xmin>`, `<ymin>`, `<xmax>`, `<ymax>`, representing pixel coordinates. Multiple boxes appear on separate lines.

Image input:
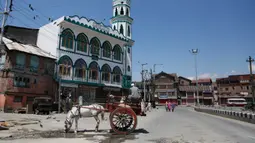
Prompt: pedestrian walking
<box><xmin>165</xmin><ymin>101</ymin><xmax>168</xmax><ymax>112</ymax></box>
<box><xmin>171</xmin><ymin>102</ymin><xmax>176</xmax><ymax>112</ymax></box>
<box><xmin>167</xmin><ymin>101</ymin><xmax>172</xmax><ymax>112</ymax></box>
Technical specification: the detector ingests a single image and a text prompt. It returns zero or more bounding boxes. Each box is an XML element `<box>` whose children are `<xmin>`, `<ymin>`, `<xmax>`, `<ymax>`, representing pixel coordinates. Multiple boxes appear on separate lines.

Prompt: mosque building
<box><xmin>36</xmin><ymin>0</ymin><xmax>134</xmax><ymax>104</ymax></box>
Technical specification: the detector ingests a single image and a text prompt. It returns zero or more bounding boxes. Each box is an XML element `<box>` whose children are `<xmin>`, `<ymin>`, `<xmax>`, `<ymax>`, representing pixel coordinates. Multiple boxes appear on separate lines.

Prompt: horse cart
<box><xmin>105</xmin><ymin>95</ymin><xmax>144</xmax><ymax>135</ymax></box>
<box><xmin>64</xmin><ymin>94</ymin><xmax>144</xmax><ymax>135</ymax></box>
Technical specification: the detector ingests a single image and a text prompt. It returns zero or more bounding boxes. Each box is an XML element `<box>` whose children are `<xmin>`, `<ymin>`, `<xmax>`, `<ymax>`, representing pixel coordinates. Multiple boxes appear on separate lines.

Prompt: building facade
<box><xmin>147</xmin><ymin>71</ymin><xmax>214</xmax><ymax>105</ymax></box>
<box><xmin>36</xmin><ymin>0</ymin><xmax>134</xmax><ymax>104</ymax></box>
<box><xmin>0</xmin><ymin>26</ymin><xmax>56</xmax><ymax>111</ymax></box>
<box><xmin>215</xmin><ymin>74</ymin><xmax>255</xmax><ymax>105</ymax></box>
<box><xmin>153</xmin><ymin>72</ymin><xmax>179</xmax><ymax>104</ymax></box>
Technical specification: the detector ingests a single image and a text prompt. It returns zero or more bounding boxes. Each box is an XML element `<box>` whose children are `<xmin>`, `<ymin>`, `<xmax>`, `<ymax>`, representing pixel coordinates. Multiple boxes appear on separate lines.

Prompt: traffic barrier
<box><xmin>194</xmin><ymin>107</ymin><xmax>255</xmax><ymax>124</ymax></box>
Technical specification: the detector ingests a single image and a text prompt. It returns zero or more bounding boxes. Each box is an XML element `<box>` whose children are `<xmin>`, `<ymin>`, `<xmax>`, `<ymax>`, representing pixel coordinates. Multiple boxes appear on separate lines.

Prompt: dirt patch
<box><xmin>0</xmin><ymin>128</ymin><xmax>149</xmax><ymax>143</ymax></box>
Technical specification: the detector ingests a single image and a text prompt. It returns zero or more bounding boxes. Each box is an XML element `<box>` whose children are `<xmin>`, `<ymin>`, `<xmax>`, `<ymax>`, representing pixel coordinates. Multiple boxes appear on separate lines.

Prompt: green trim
<box><xmin>64</xmin><ymin>17</ymin><xmax>128</xmax><ymax>42</ymax></box>
<box><xmin>58</xmin><ymin>55</ymin><xmax>73</xmax><ymax>65</ymax></box>
<box><xmin>112</xmin><ymin>21</ymin><xmax>132</xmax><ymax>25</ymax></box>
<box><xmin>59</xmin><ymin>49</ymin><xmax>123</xmax><ymax>64</ymax></box>
<box><xmin>113</xmin><ymin>4</ymin><xmax>130</xmax><ymax>8</ymax></box>
<box><xmin>61</xmin><ymin>79</ymin><xmax>104</xmax><ymax>87</ymax></box>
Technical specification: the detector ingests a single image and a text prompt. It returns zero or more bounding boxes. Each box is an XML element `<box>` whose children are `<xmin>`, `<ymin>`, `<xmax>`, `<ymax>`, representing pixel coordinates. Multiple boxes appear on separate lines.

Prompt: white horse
<box><xmin>64</xmin><ymin>104</ymin><xmax>106</xmax><ymax>133</ymax></box>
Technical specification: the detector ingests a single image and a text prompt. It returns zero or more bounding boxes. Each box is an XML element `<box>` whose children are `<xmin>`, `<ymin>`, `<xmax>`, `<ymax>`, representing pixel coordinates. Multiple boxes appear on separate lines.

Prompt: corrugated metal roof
<box><xmin>3</xmin><ymin>37</ymin><xmax>56</xmax><ymax>59</ymax></box>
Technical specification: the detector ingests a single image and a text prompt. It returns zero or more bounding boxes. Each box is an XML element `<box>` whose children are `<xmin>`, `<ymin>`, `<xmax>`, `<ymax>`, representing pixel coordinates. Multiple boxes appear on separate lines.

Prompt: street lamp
<box><xmin>189</xmin><ymin>49</ymin><xmax>199</xmax><ymax>105</ymax></box>
<box><xmin>246</xmin><ymin>56</ymin><xmax>255</xmax><ymax>103</ymax></box>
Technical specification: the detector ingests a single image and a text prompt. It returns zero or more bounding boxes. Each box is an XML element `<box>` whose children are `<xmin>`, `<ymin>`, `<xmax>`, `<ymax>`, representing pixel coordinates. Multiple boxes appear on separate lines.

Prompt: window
<box><xmin>74</xmin><ymin>59</ymin><xmax>87</xmax><ymax>79</ymax></box>
<box><xmin>89</xmin><ymin>62</ymin><xmax>99</xmax><ymax>80</ymax></box>
<box><xmin>101</xmin><ymin>64</ymin><xmax>111</xmax><ymax>82</ymax></box>
<box><xmin>120</xmin><ymin>7</ymin><xmax>124</xmax><ymax>15</ymax></box>
<box><xmin>102</xmin><ymin>42</ymin><xmax>111</xmax><ymax>58</ymax></box>
<box><xmin>127</xmin><ymin>47</ymin><xmax>130</xmax><ymax>53</ymax></box>
<box><xmin>14</xmin><ymin>76</ymin><xmax>30</xmax><ymax>88</ymax></box>
<box><xmin>61</xmin><ymin>29</ymin><xmax>74</xmax><ymax>49</ymax></box>
<box><xmin>30</xmin><ymin>55</ymin><xmax>39</xmax><ymax>73</ymax></box>
<box><xmin>90</xmin><ymin>38</ymin><xmax>100</xmax><ymax>55</ymax></box>
<box><xmin>115</xmin><ymin>8</ymin><xmax>118</xmax><ymax>16</ymax></box>
<box><xmin>113</xmin><ymin>26</ymin><xmax>116</xmax><ymax>30</ymax></box>
<box><xmin>77</xmin><ymin>34</ymin><xmax>88</xmax><ymax>52</ymax></box>
<box><xmin>113</xmin><ymin>66</ymin><xmax>122</xmax><ymax>83</ymax></box>
<box><xmin>127</xmin><ymin>66</ymin><xmax>130</xmax><ymax>72</ymax></box>
<box><xmin>15</xmin><ymin>53</ymin><xmax>25</xmax><ymax>69</ymax></box>
<box><xmin>58</xmin><ymin>56</ymin><xmax>72</xmax><ymax>77</ymax></box>
<box><xmin>120</xmin><ymin>25</ymin><xmax>124</xmax><ymax>34</ymax></box>
<box><xmin>126</xmin><ymin>8</ymin><xmax>129</xmax><ymax>16</ymax></box>
<box><xmin>13</xmin><ymin>96</ymin><xmax>23</xmax><ymax>102</ymax></box>
<box><xmin>127</xmin><ymin>26</ymin><xmax>131</xmax><ymax>36</ymax></box>
<box><xmin>44</xmin><ymin>60</ymin><xmax>54</xmax><ymax>75</ymax></box>
<box><xmin>113</xmin><ymin>45</ymin><xmax>121</xmax><ymax>61</ymax></box>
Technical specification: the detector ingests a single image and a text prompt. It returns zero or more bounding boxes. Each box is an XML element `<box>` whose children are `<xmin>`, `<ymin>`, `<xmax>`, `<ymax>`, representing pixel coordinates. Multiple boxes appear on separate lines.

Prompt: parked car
<box><xmin>32</xmin><ymin>97</ymin><xmax>53</xmax><ymax>115</ymax></box>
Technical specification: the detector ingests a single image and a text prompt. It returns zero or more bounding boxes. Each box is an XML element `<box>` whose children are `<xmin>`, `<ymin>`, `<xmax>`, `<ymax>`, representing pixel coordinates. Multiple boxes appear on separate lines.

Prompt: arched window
<box><xmin>127</xmin><ymin>47</ymin><xmax>130</xmax><ymax>53</ymax></box>
<box><xmin>77</xmin><ymin>34</ymin><xmax>88</xmax><ymax>53</ymax></box>
<box><xmin>126</xmin><ymin>8</ymin><xmax>129</xmax><ymax>16</ymax></box>
<box><xmin>101</xmin><ymin>64</ymin><xmax>111</xmax><ymax>83</ymax></box>
<box><xmin>127</xmin><ymin>66</ymin><xmax>131</xmax><ymax>72</ymax></box>
<box><xmin>90</xmin><ymin>37</ymin><xmax>100</xmax><ymax>55</ymax></box>
<box><xmin>120</xmin><ymin>7</ymin><xmax>124</xmax><ymax>15</ymax></box>
<box><xmin>58</xmin><ymin>56</ymin><xmax>73</xmax><ymax>79</ymax></box>
<box><xmin>115</xmin><ymin>8</ymin><xmax>118</xmax><ymax>16</ymax></box>
<box><xmin>127</xmin><ymin>26</ymin><xmax>131</xmax><ymax>37</ymax></box>
<box><xmin>113</xmin><ymin>66</ymin><xmax>122</xmax><ymax>83</ymax></box>
<box><xmin>113</xmin><ymin>25</ymin><xmax>116</xmax><ymax>30</ymax></box>
<box><xmin>61</xmin><ymin>29</ymin><xmax>74</xmax><ymax>49</ymax></box>
<box><xmin>16</xmin><ymin>53</ymin><xmax>25</xmax><ymax>68</ymax></box>
<box><xmin>102</xmin><ymin>41</ymin><xmax>111</xmax><ymax>58</ymax></box>
<box><xmin>88</xmin><ymin>62</ymin><xmax>99</xmax><ymax>82</ymax></box>
<box><xmin>113</xmin><ymin>45</ymin><xmax>122</xmax><ymax>61</ymax></box>
<box><xmin>74</xmin><ymin>59</ymin><xmax>87</xmax><ymax>81</ymax></box>
<box><xmin>120</xmin><ymin>24</ymin><xmax>124</xmax><ymax>34</ymax></box>
<box><xmin>30</xmin><ymin>55</ymin><xmax>39</xmax><ymax>72</ymax></box>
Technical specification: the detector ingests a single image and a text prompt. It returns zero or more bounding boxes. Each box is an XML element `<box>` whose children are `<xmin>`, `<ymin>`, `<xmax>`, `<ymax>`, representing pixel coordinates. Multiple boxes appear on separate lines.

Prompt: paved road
<box><xmin>1</xmin><ymin>107</ymin><xmax>255</xmax><ymax>143</ymax></box>
<box><xmin>128</xmin><ymin>106</ymin><xmax>255</xmax><ymax>143</ymax></box>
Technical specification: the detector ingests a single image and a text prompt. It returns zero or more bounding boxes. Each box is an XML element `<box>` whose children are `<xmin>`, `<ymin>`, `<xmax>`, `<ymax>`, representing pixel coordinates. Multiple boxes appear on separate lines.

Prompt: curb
<box><xmin>194</xmin><ymin>107</ymin><xmax>255</xmax><ymax>124</ymax></box>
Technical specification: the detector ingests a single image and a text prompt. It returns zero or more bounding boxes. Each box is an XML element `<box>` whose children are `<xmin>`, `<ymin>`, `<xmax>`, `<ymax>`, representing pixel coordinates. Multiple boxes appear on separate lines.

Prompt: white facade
<box><xmin>36</xmin><ymin>0</ymin><xmax>134</xmax><ymax>89</ymax></box>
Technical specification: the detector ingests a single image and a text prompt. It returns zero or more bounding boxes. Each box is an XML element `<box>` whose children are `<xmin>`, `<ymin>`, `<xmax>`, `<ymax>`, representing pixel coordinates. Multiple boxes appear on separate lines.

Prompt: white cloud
<box><xmin>187</xmin><ymin>73</ymin><xmax>218</xmax><ymax>81</ymax></box>
<box><xmin>231</xmin><ymin>70</ymin><xmax>236</xmax><ymax>74</ymax></box>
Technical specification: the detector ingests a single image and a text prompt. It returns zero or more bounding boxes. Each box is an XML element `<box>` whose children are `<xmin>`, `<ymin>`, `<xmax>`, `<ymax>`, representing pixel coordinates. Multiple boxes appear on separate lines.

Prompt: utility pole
<box><xmin>246</xmin><ymin>56</ymin><xmax>255</xmax><ymax>103</ymax></box>
<box><xmin>140</xmin><ymin>62</ymin><xmax>148</xmax><ymax>102</ymax></box>
<box><xmin>190</xmin><ymin>49</ymin><xmax>200</xmax><ymax>105</ymax></box>
<box><xmin>0</xmin><ymin>0</ymin><xmax>13</xmax><ymax>54</ymax></box>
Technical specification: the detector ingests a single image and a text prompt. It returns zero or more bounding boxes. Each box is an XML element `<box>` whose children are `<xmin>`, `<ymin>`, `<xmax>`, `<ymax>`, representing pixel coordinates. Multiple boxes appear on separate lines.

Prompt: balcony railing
<box><xmin>88</xmin><ymin>78</ymin><xmax>99</xmax><ymax>83</ymax></box>
<box><xmin>101</xmin><ymin>80</ymin><xmax>111</xmax><ymax>84</ymax></box>
<box><xmin>60</xmin><ymin>75</ymin><xmax>72</xmax><ymax>80</ymax></box>
<box><xmin>112</xmin><ymin>81</ymin><xmax>121</xmax><ymax>85</ymax></box>
<box><xmin>73</xmin><ymin>77</ymin><xmax>86</xmax><ymax>82</ymax></box>
<box><xmin>29</xmin><ymin>66</ymin><xmax>38</xmax><ymax>73</ymax></box>
<box><xmin>14</xmin><ymin>64</ymin><xmax>25</xmax><ymax>70</ymax></box>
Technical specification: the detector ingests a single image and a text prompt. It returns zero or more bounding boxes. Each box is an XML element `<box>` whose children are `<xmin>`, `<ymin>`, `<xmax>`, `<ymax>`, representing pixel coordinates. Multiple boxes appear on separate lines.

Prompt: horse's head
<box><xmin>64</xmin><ymin>107</ymin><xmax>77</xmax><ymax>132</ymax></box>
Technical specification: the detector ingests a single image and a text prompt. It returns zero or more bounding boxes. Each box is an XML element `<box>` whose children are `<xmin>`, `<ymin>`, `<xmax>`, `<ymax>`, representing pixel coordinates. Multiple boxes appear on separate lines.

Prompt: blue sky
<box><xmin>3</xmin><ymin>0</ymin><xmax>255</xmax><ymax>81</ymax></box>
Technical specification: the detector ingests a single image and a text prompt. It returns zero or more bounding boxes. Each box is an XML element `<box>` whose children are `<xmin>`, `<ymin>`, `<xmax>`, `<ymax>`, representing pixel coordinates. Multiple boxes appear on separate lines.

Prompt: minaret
<box><xmin>111</xmin><ymin>0</ymin><xmax>133</xmax><ymax>39</ymax></box>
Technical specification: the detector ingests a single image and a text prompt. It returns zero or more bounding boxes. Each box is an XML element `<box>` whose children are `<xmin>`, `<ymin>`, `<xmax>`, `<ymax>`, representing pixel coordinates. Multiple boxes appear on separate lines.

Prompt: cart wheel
<box><xmin>110</xmin><ymin>107</ymin><xmax>137</xmax><ymax>135</ymax></box>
